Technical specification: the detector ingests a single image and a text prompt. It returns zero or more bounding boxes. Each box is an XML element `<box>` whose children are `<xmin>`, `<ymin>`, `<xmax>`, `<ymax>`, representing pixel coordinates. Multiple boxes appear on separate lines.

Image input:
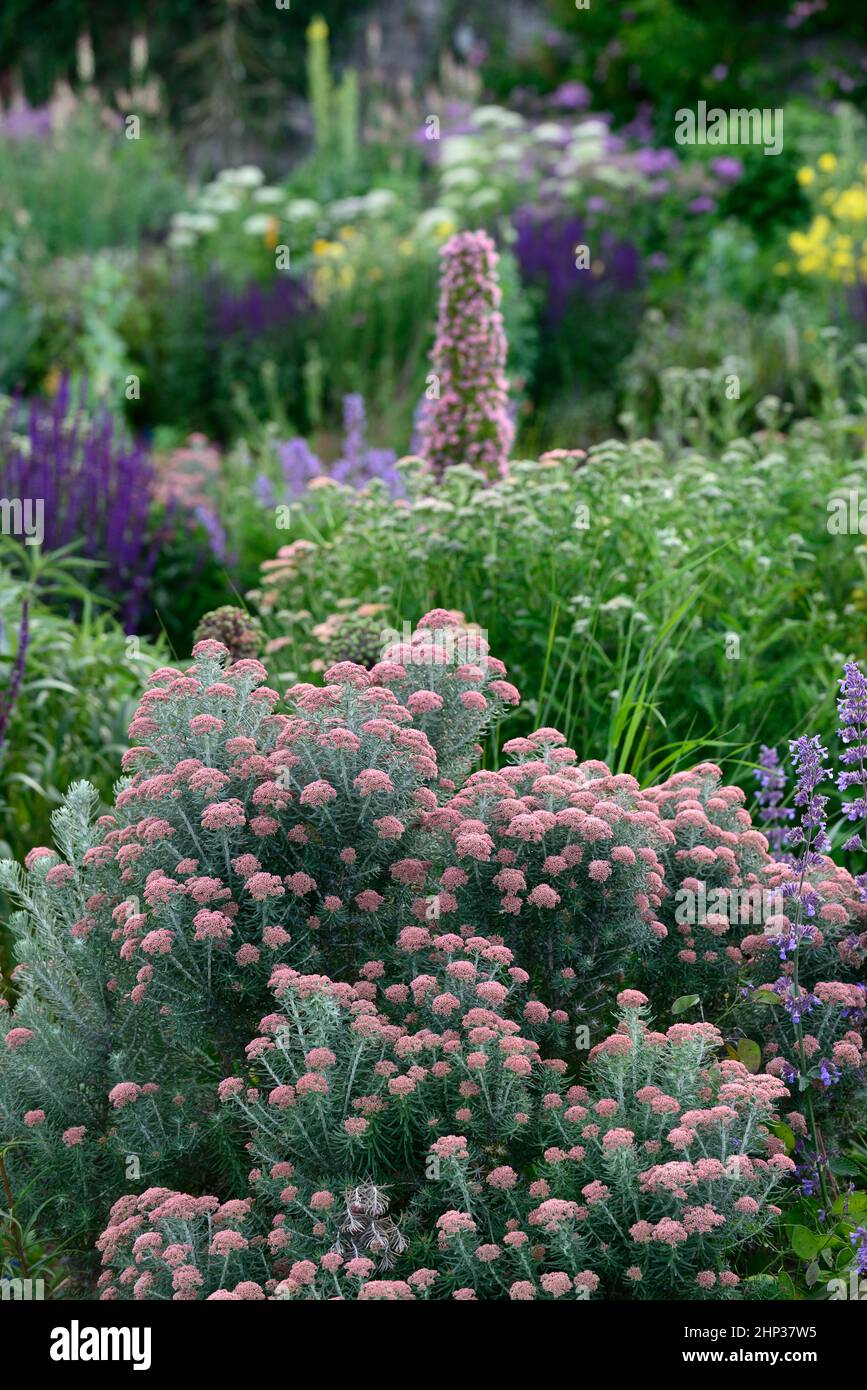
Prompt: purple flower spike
<box><xmin>836</xmin><ymin>661</ymin><xmax>867</xmax><ymax>898</ymax></box>
<box><xmin>754</xmin><ymin>744</ymin><xmax>794</xmax><ymax>859</ymax></box>
<box><xmin>0</xmin><ymin>383</ymin><xmax>159</xmax><ymax>630</ymax></box>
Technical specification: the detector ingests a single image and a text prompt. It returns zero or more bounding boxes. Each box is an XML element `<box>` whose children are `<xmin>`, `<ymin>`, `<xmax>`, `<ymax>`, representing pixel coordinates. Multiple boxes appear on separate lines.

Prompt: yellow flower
<box><xmin>397</xmin><ymin>238</ymin><xmax>415</xmax><ymax>257</ymax></box>
<box><xmin>338</xmin><ymin>225</ymin><xmax>357</xmax><ymax>240</ymax></box>
<box><xmin>338</xmin><ymin>265</ymin><xmax>355</xmax><ymax>289</ymax></box>
<box><xmin>796</xmin><ymin>166</ymin><xmax>815</xmax><ymax>187</ymax></box>
<box><xmin>307</xmin><ymin>18</ymin><xmax>329</xmax><ymax>41</ymax></box>
<box><xmin>834</xmin><ymin>187</ymin><xmax>867</xmax><ymax>221</ymax></box>
<box><xmin>312</xmin><ymin>238</ymin><xmax>344</xmax><ymax>258</ymax></box>
<box><xmin>434</xmin><ymin>218</ymin><xmax>457</xmax><ymax>240</ymax></box>
<box><xmin>263</xmin><ymin>215</ymin><xmax>280</xmax><ymax>251</ymax></box>
<box><xmin>818</xmin><ymin>152</ymin><xmax>837</xmax><ymax>172</ymax></box>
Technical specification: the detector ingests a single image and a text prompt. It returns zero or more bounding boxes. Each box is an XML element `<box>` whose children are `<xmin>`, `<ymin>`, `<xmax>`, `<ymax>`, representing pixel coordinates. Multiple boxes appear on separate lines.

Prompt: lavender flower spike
<box><xmin>773</xmin><ymin>735</ymin><xmax>832</xmax><ymax>958</ymax></box>
<box><xmin>754</xmin><ymin>744</ymin><xmax>794</xmax><ymax>858</ymax></box>
<box><xmin>837</xmin><ymin>661</ymin><xmax>867</xmax><ymax>845</ymax></box>
<box><xmin>787</xmin><ymin>734</ymin><xmax>831</xmax><ymax>855</ymax></box>
<box><xmin>836</xmin><ymin>659</ymin><xmax>867</xmax><ymax>901</ymax></box>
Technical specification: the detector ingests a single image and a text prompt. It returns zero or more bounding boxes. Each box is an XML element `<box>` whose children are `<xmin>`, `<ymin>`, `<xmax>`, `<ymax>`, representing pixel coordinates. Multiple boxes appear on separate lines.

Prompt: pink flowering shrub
<box><xmin>0</xmin><ymin>612</ymin><xmax>649</xmax><ymax>1265</ymax></box>
<box><xmin>417</xmin><ymin>230</ymin><xmax>514</xmax><ymax>480</ymax></box>
<box><xmin>4</xmin><ymin>614</ymin><xmax>859</xmax><ymax>1296</ymax></box>
<box><xmin>97</xmin><ymin>997</ymin><xmax>791</xmax><ymax>1301</ymax></box>
<box><xmin>403</xmin><ymin>995</ymin><xmax>795</xmax><ymax>1300</ymax></box>
<box><xmin>218</xmin><ymin>935</ymin><xmax>559</xmax><ymax>1183</ymax></box>
<box><xmin>531</xmin><ymin>996</ymin><xmax>793</xmax><ymax>1297</ymax></box>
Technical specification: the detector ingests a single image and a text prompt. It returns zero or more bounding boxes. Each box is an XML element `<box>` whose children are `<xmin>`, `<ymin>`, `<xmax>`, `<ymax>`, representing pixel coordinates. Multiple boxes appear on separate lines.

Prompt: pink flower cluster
<box><xmin>413</xmin><ymin>740</ymin><xmax>674</xmax><ymax>985</ymax></box>
<box><xmin>96</xmin><ymin>1188</ymin><xmax>263</xmax><ymax>1302</ymax></box>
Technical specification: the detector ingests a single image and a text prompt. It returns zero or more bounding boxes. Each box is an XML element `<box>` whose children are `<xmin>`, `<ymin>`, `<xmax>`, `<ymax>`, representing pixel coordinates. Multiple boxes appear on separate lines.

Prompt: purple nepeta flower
<box><xmin>767</xmin><ymin>735</ymin><xmax>830</xmax><ymax>960</ymax></box>
<box><xmin>788</xmin><ymin>734</ymin><xmax>831</xmax><ymax>853</ymax></box>
<box><xmin>837</xmin><ymin>661</ymin><xmax>867</xmax><ymax>901</ymax></box>
<box><xmin>331</xmin><ymin>396</ymin><xmax>400</xmax><ymax>491</ymax></box>
<box><xmin>817</xmin><ymin>1059</ymin><xmax>841</xmax><ymax>1088</ymax></box>
<box><xmin>754</xmin><ymin>744</ymin><xmax>795</xmax><ymax>858</ymax></box>
<box><xmin>771</xmin><ymin>974</ymin><xmax>817</xmax><ymax>1018</ymax></box>
<box><xmin>278</xmin><ymin>437</ymin><xmax>323</xmax><ymax>497</ymax></box>
<box><xmin>851</xmin><ymin>1226</ymin><xmax>867</xmax><ymax>1274</ymax></box>
<box><xmin>275</xmin><ymin>397</ymin><xmax>400</xmax><ymax>500</ymax></box>
<box><xmin>771</xmin><ymin>901</ymin><xmax>817</xmax><ymax>959</ymax></box>
<box><xmin>337</xmin><ymin>393</ymin><xmax>366</xmax><ymax>476</ymax></box>
<box><xmin>787</xmin><ymin>988</ymin><xmax>818</xmax><ymax>1023</ymax></box>
<box><xmin>253</xmin><ymin>474</ymin><xmax>277</xmax><ymax>509</ymax></box>
<box><xmin>837</xmin><ymin>661</ymin><xmax>867</xmax><ymax>845</ymax></box>
<box><xmin>359</xmin><ymin>448</ymin><xmax>402</xmax><ymax>491</ymax></box>
<box><xmin>710</xmin><ymin>155</ymin><xmax>744</xmax><ymax>182</ymax></box>
<box><xmin>619</xmin><ymin>103</ymin><xmax>655</xmax><ymax>145</ymax></box>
